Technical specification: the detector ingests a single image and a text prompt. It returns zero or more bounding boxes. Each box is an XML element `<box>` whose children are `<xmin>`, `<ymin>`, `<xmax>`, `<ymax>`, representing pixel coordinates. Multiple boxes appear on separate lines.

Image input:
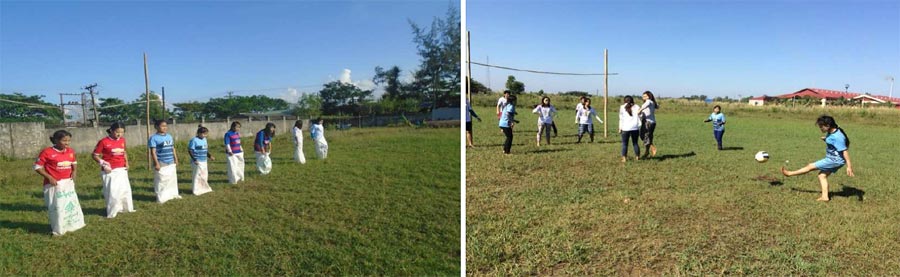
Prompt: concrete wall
<box><xmin>0</xmin><ymin>122</ymin><xmax>46</xmax><ymax>159</ymax></box>
<box><xmin>0</xmin><ymin>118</ymin><xmax>307</xmax><ymax>159</ymax></box>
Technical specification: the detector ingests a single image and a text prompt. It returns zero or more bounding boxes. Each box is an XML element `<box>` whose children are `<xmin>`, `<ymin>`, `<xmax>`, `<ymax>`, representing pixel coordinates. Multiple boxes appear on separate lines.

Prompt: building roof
<box><xmin>776</xmin><ymin>88</ymin><xmax>900</xmax><ymax>103</ymax></box>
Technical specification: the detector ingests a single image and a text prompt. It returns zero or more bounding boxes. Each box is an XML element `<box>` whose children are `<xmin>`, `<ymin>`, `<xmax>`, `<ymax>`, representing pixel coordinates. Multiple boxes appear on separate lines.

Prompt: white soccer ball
<box><xmin>755</xmin><ymin>151</ymin><xmax>769</xmax><ymax>163</ymax></box>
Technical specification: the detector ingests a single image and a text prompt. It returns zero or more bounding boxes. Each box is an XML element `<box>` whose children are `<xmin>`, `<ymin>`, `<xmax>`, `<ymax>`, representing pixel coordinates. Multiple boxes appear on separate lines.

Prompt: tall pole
<box><xmin>467</xmin><ymin>32</ymin><xmax>472</xmax><ymax>100</ymax></box>
<box><xmin>85</xmin><ymin>83</ymin><xmax>98</xmax><ymax>127</ymax></box>
<box><xmin>603</xmin><ymin>49</ymin><xmax>609</xmax><ymax>138</ymax></box>
<box><xmin>162</xmin><ymin>86</ymin><xmax>167</xmax><ymax>119</ymax></box>
<box><xmin>486</xmin><ymin>56</ymin><xmax>491</xmax><ymax>92</ymax></box>
<box><xmin>144</xmin><ymin>53</ymin><xmax>151</xmax><ymax>167</ymax></box>
<box><xmin>59</xmin><ymin>94</ymin><xmax>65</xmax><ymax>125</ymax></box>
<box><xmin>81</xmin><ymin>93</ymin><xmax>88</xmax><ymax>126</ymax></box>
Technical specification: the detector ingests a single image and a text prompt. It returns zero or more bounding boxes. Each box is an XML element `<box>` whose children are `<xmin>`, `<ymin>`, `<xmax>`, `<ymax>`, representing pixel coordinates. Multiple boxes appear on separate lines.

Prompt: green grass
<box><xmin>1</xmin><ymin>127</ymin><xmax>460</xmax><ymax>275</ymax></box>
<box><xmin>466</xmin><ymin>100</ymin><xmax>900</xmax><ymax>275</ymax></box>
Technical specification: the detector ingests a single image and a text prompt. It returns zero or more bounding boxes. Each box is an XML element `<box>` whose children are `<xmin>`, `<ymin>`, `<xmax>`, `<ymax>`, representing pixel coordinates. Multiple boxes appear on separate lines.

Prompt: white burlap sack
<box><xmin>44</xmin><ymin>179</ymin><xmax>86</xmax><ymax>236</ymax></box>
<box><xmin>191</xmin><ymin>161</ymin><xmax>212</xmax><ymax>195</ymax></box>
<box><xmin>315</xmin><ymin>138</ymin><xmax>328</xmax><ymax>160</ymax></box>
<box><xmin>226</xmin><ymin>152</ymin><xmax>245</xmax><ymax>184</ymax></box>
<box><xmin>101</xmin><ymin>168</ymin><xmax>135</xmax><ymax>218</ymax></box>
<box><xmin>294</xmin><ymin>143</ymin><xmax>306</xmax><ymax>164</ymax></box>
<box><xmin>255</xmin><ymin>152</ymin><xmax>272</xmax><ymax>175</ymax></box>
<box><xmin>154</xmin><ymin>163</ymin><xmax>181</xmax><ymax>203</ymax></box>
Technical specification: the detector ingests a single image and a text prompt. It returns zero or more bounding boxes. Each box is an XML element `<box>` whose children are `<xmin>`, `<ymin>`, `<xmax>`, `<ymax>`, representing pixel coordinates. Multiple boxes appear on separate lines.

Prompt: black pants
<box><xmin>501</xmin><ymin>127</ymin><xmax>513</xmax><ymax>154</ymax></box>
<box><xmin>621</xmin><ymin>130</ymin><xmax>640</xmax><ymax>157</ymax></box>
<box><xmin>551</xmin><ymin>121</ymin><xmax>558</xmax><ymax>136</ymax></box>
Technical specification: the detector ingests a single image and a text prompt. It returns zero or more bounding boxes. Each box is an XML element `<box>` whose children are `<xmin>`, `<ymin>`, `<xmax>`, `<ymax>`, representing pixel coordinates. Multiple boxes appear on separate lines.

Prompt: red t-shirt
<box><xmin>93</xmin><ymin>136</ymin><xmax>127</xmax><ymax>169</ymax></box>
<box><xmin>34</xmin><ymin>146</ymin><xmax>77</xmax><ymax>185</ymax></box>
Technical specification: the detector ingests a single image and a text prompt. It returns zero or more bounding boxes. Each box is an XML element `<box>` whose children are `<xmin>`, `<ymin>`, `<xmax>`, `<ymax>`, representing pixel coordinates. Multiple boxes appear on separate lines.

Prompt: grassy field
<box><xmin>466</xmin><ymin>95</ymin><xmax>900</xmax><ymax>275</ymax></box>
<box><xmin>1</xmin><ymin>127</ymin><xmax>460</xmax><ymax>275</ymax></box>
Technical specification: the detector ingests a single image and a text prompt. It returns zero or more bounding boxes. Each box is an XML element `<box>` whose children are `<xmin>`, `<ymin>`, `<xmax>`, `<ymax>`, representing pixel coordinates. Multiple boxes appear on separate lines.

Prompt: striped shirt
<box><xmin>224</xmin><ymin>130</ymin><xmax>243</xmax><ymax>154</ymax></box>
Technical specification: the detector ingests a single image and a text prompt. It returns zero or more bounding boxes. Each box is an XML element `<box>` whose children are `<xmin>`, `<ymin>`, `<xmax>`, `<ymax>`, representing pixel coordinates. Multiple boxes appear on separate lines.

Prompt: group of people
<box><xmin>33</xmin><ymin>118</ymin><xmax>330</xmax><ymax>235</ymax></box>
<box><xmin>467</xmin><ymin>91</ymin><xmax>855</xmax><ymax>202</ymax></box>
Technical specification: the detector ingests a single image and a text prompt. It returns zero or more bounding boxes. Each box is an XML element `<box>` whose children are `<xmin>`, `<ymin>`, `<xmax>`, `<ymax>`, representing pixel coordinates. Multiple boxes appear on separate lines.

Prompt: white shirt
<box><xmin>640</xmin><ymin>100</ymin><xmax>656</xmax><ymax>123</ymax></box>
<box><xmin>496</xmin><ymin>97</ymin><xmax>507</xmax><ymax>111</ymax></box>
<box><xmin>311</xmin><ymin>124</ymin><xmax>326</xmax><ymax>141</ymax></box>
<box><xmin>575</xmin><ymin>102</ymin><xmax>584</xmax><ymax>123</ymax></box>
<box><xmin>532</xmin><ymin>105</ymin><xmax>557</xmax><ymax>124</ymax></box>
<box><xmin>619</xmin><ymin>104</ymin><xmax>641</xmax><ymax>131</ymax></box>
<box><xmin>292</xmin><ymin>126</ymin><xmax>303</xmax><ymax>145</ymax></box>
<box><xmin>577</xmin><ymin>107</ymin><xmax>601</xmax><ymax>125</ymax></box>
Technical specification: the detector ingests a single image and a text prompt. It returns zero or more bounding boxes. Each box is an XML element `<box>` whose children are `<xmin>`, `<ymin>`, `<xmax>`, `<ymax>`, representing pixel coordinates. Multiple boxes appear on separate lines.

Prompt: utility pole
<box><xmin>84</xmin><ymin>83</ymin><xmax>98</xmax><ymax>127</ymax></box>
<box><xmin>80</xmin><ymin>93</ymin><xmax>88</xmax><ymax>125</ymax></box>
<box><xmin>59</xmin><ymin>93</ymin><xmax>84</xmax><ymax>126</ymax></box>
<box><xmin>162</xmin><ymin>86</ymin><xmax>167</xmax><ymax>119</ymax></box>
<box><xmin>486</xmin><ymin>56</ymin><xmax>491</xmax><ymax>92</ymax></box>
<box><xmin>58</xmin><ymin>94</ymin><xmax>65</xmax><ymax>125</ymax></box>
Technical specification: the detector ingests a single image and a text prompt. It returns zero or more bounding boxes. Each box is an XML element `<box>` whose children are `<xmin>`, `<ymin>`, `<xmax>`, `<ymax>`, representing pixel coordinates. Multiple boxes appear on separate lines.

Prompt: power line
<box><xmin>0</xmin><ymin>97</ymin><xmax>60</xmax><ymax>109</ymax></box>
<box><xmin>469</xmin><ymin>61</ymin><xmax>618</xmax><ymax>76</ymax></box>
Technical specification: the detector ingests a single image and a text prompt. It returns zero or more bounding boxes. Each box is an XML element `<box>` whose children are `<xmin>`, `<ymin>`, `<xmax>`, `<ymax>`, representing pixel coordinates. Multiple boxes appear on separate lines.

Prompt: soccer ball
<box><xmin>755</xmin><ymin>151</ymin><xmax>769</xmax><ymax>163</ymax></box>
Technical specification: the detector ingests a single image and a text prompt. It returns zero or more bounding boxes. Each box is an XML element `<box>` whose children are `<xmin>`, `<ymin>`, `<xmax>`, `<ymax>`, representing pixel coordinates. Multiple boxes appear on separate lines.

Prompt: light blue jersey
<box><xmin>499</xmin><ymin>104</ymin><xmax>516</xmax><ymax>128</ymax></box>
<box><xmin>824</xmin><ymin>129</ymin><xmax>848</xmax><ymax>163</ymax></box>
<box><xmin>148</xmin><ymin>133</ymin><xmax>175</xmax><ymax>164</ymax></box>
<box><xmin>188</xmin><ymin>137</ymin><xmax>209</xmax><ymax>162</ymax></box>
<box><xmin>708</xmin><ymin>113</ymin><xmax>725</xmax><ymax>131</ymax></box>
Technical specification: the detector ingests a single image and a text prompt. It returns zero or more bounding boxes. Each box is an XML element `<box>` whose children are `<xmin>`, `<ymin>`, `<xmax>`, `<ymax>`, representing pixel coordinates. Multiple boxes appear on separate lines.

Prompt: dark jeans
<box><xmin>714</xmin><ymin>129</ymin><xmax>725</xmax><ymax>150</ymax></box>
<box><xmin>621</xmin><ymin>130</ymin><xmax>640</xmax><ymax>157</ymax></box>
<box><xmin>501</xmin><ymin>127</ymin><xmax>513</xmax><ymax>154</ymax></box>
<box><xmin>640</xmin><ymin>120</ymin><xmax>656</xmax><ymax>146</ymax></box>
<box><xmin>551</xmin><ymin>121</ymin><xmax>558</xmax><ymax>136</ymax></box>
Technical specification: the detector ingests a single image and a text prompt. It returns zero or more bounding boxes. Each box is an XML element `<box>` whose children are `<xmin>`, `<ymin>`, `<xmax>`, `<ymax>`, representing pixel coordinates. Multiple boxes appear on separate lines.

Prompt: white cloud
<box><xmin>337</xmin><ymin>68</ymin><xmax>379</xmax><ymax>98</ymax></box>
<box><xmin>279</xmin><ymin>88</ymin><xmax>301</xmax><ymax>104</ymax></box>
<box><xmin>340</xmin><ymin>69</ymin><xmax>353</xmax><ymax>84</ymax></box>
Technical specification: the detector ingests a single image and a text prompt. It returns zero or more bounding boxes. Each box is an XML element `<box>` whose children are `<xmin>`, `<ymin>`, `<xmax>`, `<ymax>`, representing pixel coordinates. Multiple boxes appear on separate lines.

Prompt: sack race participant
<box><xmin>34</xmin><ymin>130</ymin><xmax>86</xmax><ymax>235</ymax></box>
<box><xmin>92</xmin><ymin>122</ymin><xmax>136</xmax><ymax>218</ymax></box>
<box><xmin>292</xmin><ymin>120</ymin><xmax>306</xmax><ymax>164</ymax></box>
<box><xmin>148</xmin><ymin>120</ymin><xmax>181</xmax><ymax>203</ymax></box>
<box><xmin>311</xmin><ymin>118</ymin><xmax>328</xmax><ymax>160</ymax></box>
<box><xmin>224</xmin><ymin>121</ymin><xmax>246</xmax><ymax>184</ymax></box>
<box><xmin>188</xmin><ymin>126</ymin><xmax>214</xmax><ymax>195</ymax></box>
<box><xmin>254</xmin><ymin>123</ymin><xmax>276</xmax><ymax>175</ymax></box>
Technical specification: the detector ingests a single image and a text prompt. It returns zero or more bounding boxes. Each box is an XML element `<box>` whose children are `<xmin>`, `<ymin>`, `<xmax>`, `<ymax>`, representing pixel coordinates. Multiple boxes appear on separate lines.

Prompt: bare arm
<box><xmin>151</xmin><ymin>148</ymin><xmax>160</xmax><ymax>171</ymax></box>
<box><xmin>843</xmin><ymin>150</ymin><xmax>853</xmax><ymax>177</ymax></box>
<box><xmin>35</xmin><ymin>167</ymin><xmax>58</xmax><ymax>187</ymax></box>
<box><xmin>70</xmin><ymin>164</ymin><xmax>77</xmax><ymax>181</ymax></box>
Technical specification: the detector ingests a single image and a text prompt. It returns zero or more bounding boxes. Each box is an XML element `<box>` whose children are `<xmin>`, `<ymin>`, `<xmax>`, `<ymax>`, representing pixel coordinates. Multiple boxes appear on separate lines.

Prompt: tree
<box><xmin>202</xmin><ymin>95</ymin><xmax>289</xmax><ymax>119</ymax></box>
<box><xmin>469</xmin><ymin>79</ymin><xmax>491</xmax><ymax>94</ymax></box>
<box><xmin>97</xmin><ymin>97</ymin><xmax>134</xmax><ymax>122</ymax></box>
<box><xmin>0</xmin><ymin>93</ymin><xmax>63</xmax><ymax>123</ymax></box>
<box><xmin>131</xmin><ymin>92</ymin><xmax>167</xmax><ymax>121</ymax></box>
<box><xmin>408</xmin><ymin>4</ymin><xmax>461</xmax><ymax>108</ymax></box>
<box><xmin>292</xmin><ymin>93</ymin><xmax>322</xmax><ymax>118</ymax></box>
<box><xmin>318</xmin><ymin>81</ymin><xmax>374</xmax><ymax>115</ymax></box>
<box><xmin>172</xmin><ymin>101</ymin><xmax>205</xmax><ymax>122</ymax></box>
<box><xmin>374</xmin><ymin>65</ymin><xmax>408</xmax><ymax>100</ymax></box>
<box><xmin>505</xmin><ymin>75</ymin><xmax>525</xmax><ymax>94</ymax></box>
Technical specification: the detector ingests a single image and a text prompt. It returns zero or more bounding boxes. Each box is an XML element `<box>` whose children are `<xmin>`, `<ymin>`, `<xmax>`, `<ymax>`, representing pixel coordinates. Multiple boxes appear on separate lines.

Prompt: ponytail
<box><xmin>837</xmin><ymin>127</ymin><xmax>850</xmax><ymax>148</ymax></box>
<box><xmin>817</xmin><ymin>115</ymin><xmax>850</xmax><ymax>147</ymax></box>
<box><xmin>624</xmin><ymin>96</ymin><xmax>634</xmax><ymax>116</ymax></box>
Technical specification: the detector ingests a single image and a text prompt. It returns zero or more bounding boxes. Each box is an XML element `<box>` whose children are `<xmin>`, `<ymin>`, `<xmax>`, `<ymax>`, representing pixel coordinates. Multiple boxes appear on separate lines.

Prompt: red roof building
<box><xmin>772</xmin><ymin>88</ymin><xmax>900</xmax><ymax>108</ymax></box>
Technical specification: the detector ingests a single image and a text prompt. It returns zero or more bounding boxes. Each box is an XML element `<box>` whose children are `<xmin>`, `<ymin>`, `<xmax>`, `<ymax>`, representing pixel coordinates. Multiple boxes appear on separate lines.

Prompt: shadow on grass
<box><xmin>475</xmin><ymin>143</ymin><xmax>530</xmax><ymax>147</ymax></box>
<box><xmin>790</xmin><ymin>185</ymin><xmax>865</xmax><ymax>201</ymax></box>
<box><xmin>82</xmin><ymin>207</ymin><xmax>107</xmax><ymax>216</ymax></box>
<box><xmin>526</xmin><ymin>148</ymin><xmax>573</xmax><ymax>154</ymax></box>
<box><xmin>650</xmin><ymin>151</ymin><xmax>697</xmax><ymax>161</ymax></box>
<box><xmin>0</xmin><ymin>220</ymin><xmax>48</xmax><ymax>234</ymax></box>
<box><xmin>721</xmin><ymin>146</ymin><xmax>744</xmax><ymax>151</ymax></box>
<box><xmin>132</xmin><ymin>194</ymin><xmax>157</xmax><ymax>202</ymax></box>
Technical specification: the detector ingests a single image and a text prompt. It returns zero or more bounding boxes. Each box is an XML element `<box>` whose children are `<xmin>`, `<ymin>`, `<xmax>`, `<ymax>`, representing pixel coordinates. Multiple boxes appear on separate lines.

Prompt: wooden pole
<box><xmin>603</xmin><ymin>49</ymin><xmax>609</xmax><ymax>138</ymax></box>
<box><xmin>144</xmin><ymin>53</ymin><xmax>151</xmax><ymax>167</ymax></box>
<box><xmin>466</xmin><ymin>30</ymin><xmax>472</xmax><ymax>101</ymax></box>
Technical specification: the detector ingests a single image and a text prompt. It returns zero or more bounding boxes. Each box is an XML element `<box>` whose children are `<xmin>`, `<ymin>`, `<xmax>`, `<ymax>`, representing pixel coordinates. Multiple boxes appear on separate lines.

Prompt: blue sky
<box><xmin>1</xmin><ymin>0</ymin><xmax>454</xmax><ymax>106</ymax></box>
<box><xmin>467</xmin><ymin>0</ymin><xmax>900</xmax><ymax>98</ymax></box>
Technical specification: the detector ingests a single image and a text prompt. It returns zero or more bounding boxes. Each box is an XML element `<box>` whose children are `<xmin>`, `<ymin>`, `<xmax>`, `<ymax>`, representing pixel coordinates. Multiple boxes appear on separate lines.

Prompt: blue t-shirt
<box><xmin>708</xmin><ymin>113</ymin><xmax>726</xmax><ymax>131</ymax></box>
<box><xmin>824</xmin><ymin>129</ymin><xmax>848</xmax><ymax>164</ymax></box>
<box><xmin>148</xmin><ymin>133</ymin><xmax>175</xmax><ymax>164</ymax></box>
<box><xmin>499</xmin><ymin>104</ymin><xmax>516</xmax><ymax>128</ymax></box>
<box><xmin>188</xmin><ymin>137</ymin><xmax>209</xmax><ymax>162</ymax></box>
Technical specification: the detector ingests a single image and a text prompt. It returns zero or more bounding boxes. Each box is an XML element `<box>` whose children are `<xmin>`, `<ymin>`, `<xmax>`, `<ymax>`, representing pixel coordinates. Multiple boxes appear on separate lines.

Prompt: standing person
<box><xmin>92</xmin><ymin>122</ymin><xmax>135</xmax><ymax>218</ymax></box>
<box><xmin>703</xmin><ymin>105</ymin><xmax>726</xmax><ymax>150</ymax></box>
<box><xmin>638</xmin><ymin>91</ymin><xmax>659</xmax><ymax>157</ymax></box>
<box><xmin>496</xmin><ymin>90</ymin><xmax>510</xmax><ymax>119</ymax></box>
<box><xmin>618</xmin><ymin>96</ymin><xmax>642</xmax><ymax>162</ymax></box>
<box><xmin>499</xmin><ymin>94</ymin><xmax>519</xmax><ymax>154</ymax></box>
<box><xmin>466</xmin><ymin>99</ymin><xmax>482</xmax><ymax>147</ymax></box>
<box><xmin>311</xmin><ymin>118</ymin><xmax>329</xmax><ymax>160</ymax></box>
<box><xmin>254</xmin><ymin>123</ymin><xmax>276</xmax><ymax>175</ymax></box>
<box><xmin>576</xmin><ymin>98</ymin><xmax>603</xmax><ymax>143</ymax></box>
<box><xmin>532</xmin><ymin>96</ymin><xmax>557</xmax><ymax>146</ymax></box>
<box><xmin>224</xmin><ymin>121</ymin><xmax>245</xmax><ymax>184</ymax></box>
<box><xmin>148</xmin><ymin>119</ymin><xmax>180</xmax><ymax>203</ymax></box>
<box><xmin>292</xmin><ymin>120</ymin><xmax>306</xmax><ymax>164</ymax></box>
<box><xmin>188</xmin><ymin>126</ymin><xmax>214</xmax><ymax>196</ymax></box>
<box><xmin>34</xmin><ymin>130</ymin><xmax>86</xmax><ymax>235</ymax></box>
<box><xmin>782</xmin><ymin>115</ymin><xmax>854</xmax><ymax>202</ymax></box>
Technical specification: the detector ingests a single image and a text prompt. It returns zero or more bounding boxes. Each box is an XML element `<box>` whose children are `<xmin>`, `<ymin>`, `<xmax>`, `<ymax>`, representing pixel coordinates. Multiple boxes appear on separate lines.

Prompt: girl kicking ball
<box><xmin>781</xmin><ymin>115</ymin><xmax>854</xmax><ymax>202</ymax></box>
